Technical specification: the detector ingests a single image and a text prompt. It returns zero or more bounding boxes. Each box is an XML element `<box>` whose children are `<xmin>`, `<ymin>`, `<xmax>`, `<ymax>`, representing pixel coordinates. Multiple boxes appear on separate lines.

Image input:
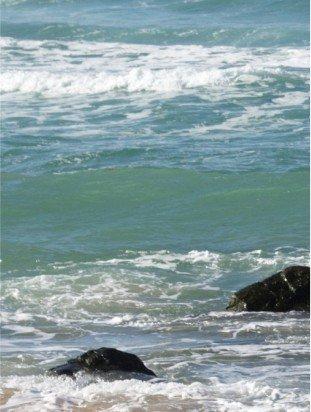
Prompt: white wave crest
<box><xmin>0</xmin><ymin>66</ymin><xmax>236</xmax><ymax>96</ymax></box>
<box><xmin>1</xmin><ymin>37</ymin><xmax>308</xmax><ymax>97</ymax></box>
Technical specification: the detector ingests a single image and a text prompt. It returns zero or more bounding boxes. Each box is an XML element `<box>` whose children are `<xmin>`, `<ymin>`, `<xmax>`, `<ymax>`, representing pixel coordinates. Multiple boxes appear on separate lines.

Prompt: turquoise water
<box><xmin>1</xmin><ymin>0</ymin><xmax>310</xmax><ymax>410</ymax></box>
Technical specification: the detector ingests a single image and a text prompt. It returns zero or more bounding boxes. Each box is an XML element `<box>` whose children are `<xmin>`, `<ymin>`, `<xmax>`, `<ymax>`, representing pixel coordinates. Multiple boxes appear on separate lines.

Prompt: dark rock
<box><xmin>49</xmin><ymin>347</ymin><xmax>156</xmax><ymax>378</ymax></box>
<box><xmin>226</xmin><ymin>265</ymin><xmax>310</xmax><ymax>312</ymax></box>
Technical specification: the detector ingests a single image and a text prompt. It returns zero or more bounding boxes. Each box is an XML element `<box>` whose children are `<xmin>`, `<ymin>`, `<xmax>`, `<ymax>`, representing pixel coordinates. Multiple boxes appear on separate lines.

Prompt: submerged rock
<box><xmin>49</xmin><ymin>347</ymin><xmax>156</xmax><ymax>378</ymax></box>
<box><xmin>226</xmin><ymin>265</ymin><xmax>310</xmax><ymax>312</ymax></box>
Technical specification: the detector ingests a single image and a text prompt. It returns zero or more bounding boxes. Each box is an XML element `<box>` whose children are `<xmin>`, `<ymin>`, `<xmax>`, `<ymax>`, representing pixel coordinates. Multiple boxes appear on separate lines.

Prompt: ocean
<box><xmin>1</xmin><ymin>0</ymin><xmax>310</xmax><ymax>410</ymax></box>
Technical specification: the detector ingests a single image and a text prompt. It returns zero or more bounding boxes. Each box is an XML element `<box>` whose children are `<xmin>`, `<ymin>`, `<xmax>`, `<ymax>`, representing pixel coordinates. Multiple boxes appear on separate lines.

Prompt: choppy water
<box><xmin>1</xmin><ymin>0</ymin><xmax>310</xmax><ymax>410</ymax></box>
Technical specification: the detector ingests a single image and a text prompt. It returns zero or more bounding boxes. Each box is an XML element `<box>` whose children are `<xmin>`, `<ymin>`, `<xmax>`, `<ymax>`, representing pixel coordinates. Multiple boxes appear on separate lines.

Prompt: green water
<box><xmin>3</xmin><ymin>169</ymin><xmax>309</xmax><ymax>273</ymax></box>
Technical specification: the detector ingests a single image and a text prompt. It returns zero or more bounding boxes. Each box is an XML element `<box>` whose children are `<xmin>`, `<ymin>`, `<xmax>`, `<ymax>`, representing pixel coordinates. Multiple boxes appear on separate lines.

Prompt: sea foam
<box><xmin>1</xmin><ymin>38</ymin><xmax>308</xmax><ymax>97</ymax></box>
<box><xmin>1</xmin><ymin>373</ymin><xmax>309</xmax><ymax>412</ymax></box>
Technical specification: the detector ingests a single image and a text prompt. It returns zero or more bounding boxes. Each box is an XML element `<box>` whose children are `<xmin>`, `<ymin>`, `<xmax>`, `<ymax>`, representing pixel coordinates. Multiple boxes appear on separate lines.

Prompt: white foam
<box><xmin>1</xmin><ymin>248</ymin><xmax>308</xmax><ymax>338</ymax></box>
<box><xmin>0</xmin><ymin>310</ymin><xmax>33</xmax><ymax>323</ymax></box>
<box><xmin>1</xmin><ymin>37</ymin><xmax>308</xmax><ymax>98</ymax></box>
<box><xmin>1</xmin><ymin>374</ymin><xmax>308</xmax><ymax>412</ymax></box>
<box><xmin>101</xmin><ymin>249</ymin><xmax>224</xmax><ymax>270</ymax></box>
<box><xmin>1</xmin><ymin>248</ymin><xmax>309</xmax><ymax>410</ymax></box>
<box><xmin>100</xmin><ymin>248</ymin><xmax>309</xmax><ymax>272</ymax></box>
<box><xmin>272</xmin><ymin>91</ymin><xmax>308</xmax><ymax>106</ymax></box>
<box><xmin>0</xmin><ymin>66</ymin><xmax>255</xmax><ymax>96</ymax></box>
<box><xmin>220</xmin><ymin>319</ymin><xmax>308</xmax><ymax>339</ymax></box>
<box><xmin>190</xmin><ymin>91</ymin><xmax>309</xmax><ymax>134</ymax></box>
<box><xmin>2</xmin><ymin>324</ymin><xmax>54</xmax><ymax>340</ymax></box>
<box><xmin>126</xmin><ymin>109</ymin><xmax>152</xmax><ymax>120</ymax></box>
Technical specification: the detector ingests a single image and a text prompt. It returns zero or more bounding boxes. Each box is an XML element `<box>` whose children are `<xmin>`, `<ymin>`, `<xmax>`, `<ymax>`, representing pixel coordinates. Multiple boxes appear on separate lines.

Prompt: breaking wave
<box><xmin>1</xmin><ymin>38</ymin><xmax>308</xmax><ymax>97</ymax></box>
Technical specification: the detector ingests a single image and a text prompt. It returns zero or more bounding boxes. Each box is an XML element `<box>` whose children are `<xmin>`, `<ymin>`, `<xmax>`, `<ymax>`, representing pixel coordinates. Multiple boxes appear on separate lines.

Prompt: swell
<box><xmin>2</xmin><ymin>168</ymin><xmax>309</xmax><ymax>271</ymax></box>
<box><xmin>1</xmin><ymin>0</ymin><xmax>309</xmax><ymax>47</ymax></box>
<box><xmin>2</xmin><ymin>0</ymin><xmax>309</xmax><ymax>23</ymax></box>
<box><xmin>1</xmin><ymin>21</ymin><xmax>308</xmax><ymax>46</ymax></box>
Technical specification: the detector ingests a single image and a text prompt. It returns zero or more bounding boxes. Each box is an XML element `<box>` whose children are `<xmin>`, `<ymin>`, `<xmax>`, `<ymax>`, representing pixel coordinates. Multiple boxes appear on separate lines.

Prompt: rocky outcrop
<box><xmin>226</xmin><ymin>265</ymin><xmax>310</xmax><ymax>312</ymax></box>
<box><xmin>49</xmin><ymin>347</ymin><xmax>156</xmax><ymax>378</ymax></box>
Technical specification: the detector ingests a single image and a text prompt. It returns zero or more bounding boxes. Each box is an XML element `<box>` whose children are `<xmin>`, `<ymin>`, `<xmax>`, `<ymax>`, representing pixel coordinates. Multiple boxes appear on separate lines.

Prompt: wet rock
<box><xmin>226</xmin><ymin>265</ymin><xmax>310</xmax><ymax>312</ymax></box>
<box><xmin>49</xmin><ymin>347</ymin><xmax>156</xmax><ymax>378</ymax></box>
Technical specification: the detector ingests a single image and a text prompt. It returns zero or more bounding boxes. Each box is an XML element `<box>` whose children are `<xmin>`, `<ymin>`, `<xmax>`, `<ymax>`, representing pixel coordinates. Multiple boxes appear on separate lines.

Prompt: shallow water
<box><xmin>1</xmin><ymin>0</ymin><xmax>310</xmax><ymax>410</ymax></box>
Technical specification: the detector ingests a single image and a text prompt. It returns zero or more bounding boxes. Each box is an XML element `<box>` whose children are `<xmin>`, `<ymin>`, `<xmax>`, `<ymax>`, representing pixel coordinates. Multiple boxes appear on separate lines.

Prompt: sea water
<box><xmin>0</xmin><ymin>0</ymin><xmax>310</xmax><ymax>410</ymax></box>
